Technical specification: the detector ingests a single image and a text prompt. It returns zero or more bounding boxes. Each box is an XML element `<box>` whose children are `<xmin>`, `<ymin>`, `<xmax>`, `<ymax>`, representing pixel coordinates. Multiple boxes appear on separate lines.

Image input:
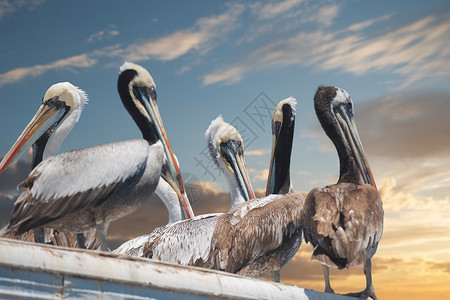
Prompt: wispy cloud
<box><xmin>0</xmin><ymin>0</ymin><xmax>46</xmax><ymax>20</ymax></box>
<box><xmin>250</xmin><ymin>168</ymin><xmax>269</xmax><ymax>182</ymax></box>
<box><xmin>1</xmin><ymin>1</ymin><xmax>449</xmax><ymax>92</ymax></box>
<box><xmin>379</xmin><ymin>177</ymin><xmax>450</xmax><ymax>212</ymax></box>
<box><xmin>431</xmin><ymin>261</ymin><xmax>450</xmax><ymax>273</ymax></box>
<box><xmin>245</xmin><ymin>149</ymin><xmax>271</xmax><ymax>156</ymax></box>
<box><xmin>347</xmin><ymin>13</ymin><xmax>394</xmax><ymax>31</ymax></box>
<box><xmin>0</xmin><ymin>3</ymin><xmax>245</xmax><ymax>86</ymax></box>
<box><xmin>316</xmin><ymin>4</ymin><xmax>340</xmax><ymax>27</ymax></box>
<box><xmin>203</xmin><ymin>65</ymin><xmax>247</xmax><ymax>86</ymax></box>
<box><xmin>202</xmin><ymin>12</ymin><xmax>450</xmax><ymax>89</ymax></box>
<box><xmin>116</xmin><ymin>3</ymin><xmax>244</xmax><ymax>62</ymax></box>
<box><xmin>318</xmin><ymin>16</ymin><xmax>450</xmax><ymax>89</ymax></box>
<box><xmin>0</xmin><ymin>54</ymin><xmax>97</xmax><ymax>86</ymax></box>
<box><xmin>87</xmin><ymin>29</ymin><xmax>120</xmax><ymax>43</ymax></box>
<box><xmin>190</xmin><ymin>180</ymin><xmax>223</xmax><ymax>194</ymax></box>
<box><xmin>250</xmin><ymin>0</ymin><xmax>304</xmax><ymax>20</ymax></box>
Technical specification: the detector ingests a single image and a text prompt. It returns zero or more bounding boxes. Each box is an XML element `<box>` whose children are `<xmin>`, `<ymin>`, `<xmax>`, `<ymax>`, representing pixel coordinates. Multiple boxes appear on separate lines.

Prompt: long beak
<box><xmin>159</xmin><ymin>155</ymin><xmax>195</xmax><ymax>220</ymax></box>
<box><xmin>222</xmin><ymin>144</ymin><xmax>255</xmax><ymax>201</ymax></box>
<box><xmin>336</xmin><ymin>104</ymin><xmax>376</xmax><ymax>188</ymax></box>
<box><xmin>0</xmin><ymin>101</ymin><xmax>67</xmax><ymax>173</ymax></box>
<box><xmin>137</xmin><ymin>86</ymin><xmax>194</xmax><ymax>219</ymax></box>
<box><xmin>265</xmin><ymin>130</ymin><xmax>278</xmax><ymax>196</ymax></box>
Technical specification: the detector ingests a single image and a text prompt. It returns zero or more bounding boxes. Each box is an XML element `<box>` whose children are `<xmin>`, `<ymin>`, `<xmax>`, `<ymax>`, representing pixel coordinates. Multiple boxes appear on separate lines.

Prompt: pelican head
<box><xmin>206</xmin><ymin>116</ymin><xmax>255</xmax><ymax>207</ymax></box>
<box><xmin>266</xmin><ymin>97</ymin><xmax>296</xmax><ymax>195</ymax></box>
<box><xmin>314</xmin><ymin>86</ymin><xmax>376</xmax><ymax>187</ymax></box>
<box><xmin>0</xmin><ymin>82</ymin><xmax>87</xmax><ymax>173</ymax></box>
<box><xmin>118</xmin><ymin>62</ymin><xmax>194</xmax><ymax>219</ymax></box>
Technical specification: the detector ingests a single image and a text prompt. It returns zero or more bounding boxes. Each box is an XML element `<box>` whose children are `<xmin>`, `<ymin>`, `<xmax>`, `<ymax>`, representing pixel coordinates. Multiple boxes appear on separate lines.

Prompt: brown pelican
<box><xmin>113</xmin><ymin>116</ymin><xmax>255</xmax><ymax>262</ymax></box>
<box><xmin>205</xmin><ymin>116</ymin><xmax>256</xmax><ymax>208</ymax></box>
<box><xmin>0</xmin><ymin>62</ymin><xmax>191</xmax><ymax>251</ymax></box>
<box><xmin>266</xmin><ymin>97</ymin><xmax>296</xmax><ymax>196</ymax></box>
<box><xmin>302</xmin><ymin>86</ymin><xmax>383</xmax><ymax>299</ymax></box>
<box><xmin>207</xmin><ymin>97</ymin><xmax>304</xmax><ymax>282</ymax></box>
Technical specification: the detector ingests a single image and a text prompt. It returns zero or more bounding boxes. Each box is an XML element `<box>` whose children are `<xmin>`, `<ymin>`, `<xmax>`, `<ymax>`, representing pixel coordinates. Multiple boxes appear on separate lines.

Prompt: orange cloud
<box><xmin>245</xmin><ymin>149</ymin><xmax>271</xmax><ymax>156</ymax></box>
<box><xmin>189</xmin><ymin>181</ymin><xmax>222</xmax><ymax>194</ymax></box>
<box><xmin>279</xmin><ymin>243</ymin><xmax>450</xmax><ymax>300</ymax></box>
<box><xmin>250</xmin><ymin>168</ymin><xmax>269</xmax><ymax>182</ymax></box>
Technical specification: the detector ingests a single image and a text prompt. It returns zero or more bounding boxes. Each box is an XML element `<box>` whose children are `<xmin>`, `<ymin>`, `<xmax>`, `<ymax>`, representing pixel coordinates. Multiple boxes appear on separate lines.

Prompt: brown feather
<box><xmin>302</xmin><ymin>183</ymin><xmax>383</xmax><ymax>269</ymax></box>
<box><xmin>207</xmin><ymin>192</ymin><xmax>305</xmax><ymax>277</ymax></box>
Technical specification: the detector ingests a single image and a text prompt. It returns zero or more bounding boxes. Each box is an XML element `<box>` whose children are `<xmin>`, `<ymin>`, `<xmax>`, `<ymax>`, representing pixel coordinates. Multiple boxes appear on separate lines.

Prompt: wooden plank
<box><xmin>0</xmin><ymin>238</ymin><xmax>353</xmax><ymax>299</ymax></box>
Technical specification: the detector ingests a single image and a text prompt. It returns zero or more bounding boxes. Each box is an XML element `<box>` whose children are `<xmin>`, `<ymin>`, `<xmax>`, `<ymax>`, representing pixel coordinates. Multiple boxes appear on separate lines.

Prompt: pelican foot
<box><xmin>76</xmin><ymin>233</ymin><xmax>87</xmax><ymax>249</ymax></box>
<box><xmin>272</xmin><ymin>270</ymin><xmax>281</xmax><ymax>283</ymax></box>
<box><xmin>345</xmin><ymin>290</ymin><xmax>377</xmax><ymax>300</ymax></box>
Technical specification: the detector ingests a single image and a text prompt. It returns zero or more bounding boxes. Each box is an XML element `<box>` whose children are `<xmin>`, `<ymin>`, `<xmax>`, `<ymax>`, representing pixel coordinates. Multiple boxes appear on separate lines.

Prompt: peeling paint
<box><xmin>0</xmin><ymin>238</ymin><xmax>353</xmax><ymax>299</ymax></box>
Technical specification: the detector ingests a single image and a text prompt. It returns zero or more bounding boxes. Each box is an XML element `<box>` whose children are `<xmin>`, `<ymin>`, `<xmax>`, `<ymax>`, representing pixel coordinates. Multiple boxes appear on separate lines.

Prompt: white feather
<box><xmin>31</xmin><ymin>140</ymin><xmax>152</xmax><ymax>201</ymax></box>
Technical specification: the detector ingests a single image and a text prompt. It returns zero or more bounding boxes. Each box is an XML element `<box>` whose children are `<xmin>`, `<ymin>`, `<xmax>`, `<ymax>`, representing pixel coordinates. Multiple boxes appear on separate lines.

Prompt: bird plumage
<box><xmin>0</xmin><ymin>82</ymin><xmax>100</xmax><ymax>248</ymax></box>
<box><xmin>113</xmin><ymin>116</ymin><xmax>254</xmax><ymax>263</ymax></box>
<box><xmin>7</xmin><ymin>140</ymin><xmax>162</xmax><ymax>235</ymax></box>
<box><xmin>0</xmin><ymin>63</ymin><xmax>186</xmax><ymax>251</ymax></box>
<box><xmin>206</xmin><ymin>97</ymin><xmax>303</xmax><ymax>282</ymax></box>
<box><xmin>302</xmin><ymin>86</ymin><xmax>383</xmax><ymax>299</ymax></box>
<box><xmin>207</xmin><ymin>193</ymin><xmax>304</xmax><ymax>279</ymax></box>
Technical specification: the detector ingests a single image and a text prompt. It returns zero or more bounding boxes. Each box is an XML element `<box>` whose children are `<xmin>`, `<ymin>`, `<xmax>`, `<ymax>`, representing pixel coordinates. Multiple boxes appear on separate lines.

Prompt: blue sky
<box><xmin>1</xmin><ymin>0</ymin><xmax>449</xmax><ymax>193</ymax></box>
<box><xmin>1</xmin><ymin>1</ymin><xmax>450</xmax><ymax>298</ymax></box>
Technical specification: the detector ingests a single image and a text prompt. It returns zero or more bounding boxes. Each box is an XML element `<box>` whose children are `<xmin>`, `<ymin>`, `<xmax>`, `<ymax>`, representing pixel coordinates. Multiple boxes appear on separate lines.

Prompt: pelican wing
<box><xmin>140</xmin><ymin>213</ymin><xmax>221</xmax><ymax>266</ymax></box>
<box><xmin>40</xmin><ymin>226</ymin><xmax>105</xmax><ymax>250</ymax></box>
<box><xmin>113</xmin><ymin>231</ymin><xmax>158</xmax><ymax>257</ymax></box>
<box><xmin>208</xmin><ymin>193</ymin><xmax>304</xmax><ymax>275</ymax></box>
<box><xmin>302</xmin><ymin>183</ymin><xmax>384</xmax><ymax>269</ymax></box>
<box><xmin>7</xmin><ymin>140</ymin><xmax>152</xmax><ymax>235</ymax></box>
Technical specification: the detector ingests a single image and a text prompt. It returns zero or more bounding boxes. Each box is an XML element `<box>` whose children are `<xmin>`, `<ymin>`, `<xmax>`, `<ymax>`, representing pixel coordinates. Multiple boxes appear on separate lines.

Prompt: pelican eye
<box><xmin>149</xmin><ymin>85</ymin><xmax>157</xmax><ymax>101</ymax></box>
<box><xmin>220</xmin><ymin>141</ymin><xmax>232</xmax><ymax>161</ymax></box>
<box><xmin>236</xmin><ymin>140</ymin><xmax>244</xmax><ymax>156</ymax></box>
<box><xmin>132</xmin><ymin>85</ymin><xmax>157</xmax><ymax>104</ymax></box>
<box><xmin>346</xmin><ymin>102</ymin><xmax>354</xmax><ymax>115</ymax></box>
<box><xmin>44</xmin><ymin>96</ymin><xmax>67</xmax><ymax>109</ymax></box>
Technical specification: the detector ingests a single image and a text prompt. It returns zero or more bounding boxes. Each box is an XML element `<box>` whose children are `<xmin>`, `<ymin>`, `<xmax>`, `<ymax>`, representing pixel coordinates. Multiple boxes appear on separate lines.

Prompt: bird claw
<box><xmin>345</xmin><ymin>290</ymin><xmax>377</xmax><ymax>300</ymax></box>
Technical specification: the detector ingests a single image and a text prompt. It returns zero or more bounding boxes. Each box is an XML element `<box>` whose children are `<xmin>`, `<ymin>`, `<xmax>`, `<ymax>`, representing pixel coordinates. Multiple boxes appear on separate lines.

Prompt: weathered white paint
<box><xmin>0</xmin><ymin>238</ymin><xmax>354</xmax><ymax>299</ymax></box>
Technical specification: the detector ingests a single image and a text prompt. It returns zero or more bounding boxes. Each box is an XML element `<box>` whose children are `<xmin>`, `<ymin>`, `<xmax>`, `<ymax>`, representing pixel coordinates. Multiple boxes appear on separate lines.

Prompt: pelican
<box><xmin>206</xmin><ymin>97</ymin><xmax>304</xmax><ymax>282</ymax></box>
<box><xmin>154</xmin><ymin>154</ymin><xmax>195</xmax><ymax>224</ymax></box>
<box><xmin>266</xmin><ymin>97</ymin><xmax>296</xmax><ymax>195</ymax></box>
<box><xmin>0</xmin><ymin>62</ymin><xmax>191</xmax><ymax>251</ymax></box>
<box><xmin>113</xmin><ymin>116</ymin><xmax>255</xmax><ymax>263</ymax></box>
<box><xmin>0</xmin><ymin>82</ymin><xmax>87</xmax><ymax>173</ymax></box>
<box><xmin>112</xmin><ymin>163</ymin><xmax>195</xmax><ymax>256</ymax></box>
<box><xmin>0</xmin><ymin>82</ymin><xmax>96</xmax><ymax>247</ymax></box>
<box><xmin>301</xmin><ymin>86</ymin><xmax>383</xmax><ymax>299</ymax></box>
<box><xmin>205</xmin><ymin>116</ymin><xmax>256</xmax><ymax>209</ymax></box>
